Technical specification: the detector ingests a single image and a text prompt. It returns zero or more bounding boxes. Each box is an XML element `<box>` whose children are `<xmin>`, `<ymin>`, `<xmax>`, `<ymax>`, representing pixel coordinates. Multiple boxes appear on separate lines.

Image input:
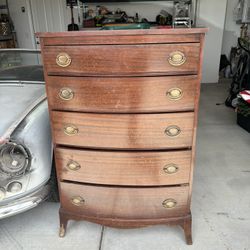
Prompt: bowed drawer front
<box><xmin>38</xmin><ymin>28</ymin><xmax>207</xmax><ymax>244</ymax></box>
<box><xmin>46</xmin><ymin>76</ymin><xmax>198</xmax><ymax>113</ymax></box>
<box><xmin>60</xmin><ymin>182</ymin><xmax>189</xmax><ymax>220</ymax></box>
<box><xmin>55</xmin><ymin>148</ymin><xmax>192</xmax><ymax>186</ymax></box>
<box><xmin>43</xmin><ymin>43</ymin><xmax>200</xmax><ymax>76</ymax></box>
<box><xmin>51</xmin><ymin>112</ymin><xmax>194</xmax><ymax>150</ymax></box>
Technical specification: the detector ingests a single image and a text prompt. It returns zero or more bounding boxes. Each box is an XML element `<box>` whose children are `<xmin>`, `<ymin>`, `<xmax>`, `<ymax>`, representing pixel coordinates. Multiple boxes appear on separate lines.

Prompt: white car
<box><xmin>0</xmin><ymin>49</ymin><xmax>57</xmax><ymax>219</ymax></box>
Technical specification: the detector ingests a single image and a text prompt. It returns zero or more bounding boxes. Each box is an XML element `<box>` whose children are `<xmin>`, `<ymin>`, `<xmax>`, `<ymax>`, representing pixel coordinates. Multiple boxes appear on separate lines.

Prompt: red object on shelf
<box><xmin>83</xmin><ymin>19</ymin><xmax>96</xmax><ymax>28</ymax></box>
<box><xmin>156</xmin><ymin>25</ymin><xmax>173</xmax><ymax>29</ymax></box>
<box><xmin>239</xmin><ymin>90</ymin><xmax>250</xmax><ymax>104</ymax></box>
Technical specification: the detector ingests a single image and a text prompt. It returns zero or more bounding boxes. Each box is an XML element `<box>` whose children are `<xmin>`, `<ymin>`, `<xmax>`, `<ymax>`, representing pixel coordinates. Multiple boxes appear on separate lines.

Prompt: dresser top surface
<box><xmin>37</xmin><ymin>27</ymin><xmax>208</xmax><ymax>38</ymax></box>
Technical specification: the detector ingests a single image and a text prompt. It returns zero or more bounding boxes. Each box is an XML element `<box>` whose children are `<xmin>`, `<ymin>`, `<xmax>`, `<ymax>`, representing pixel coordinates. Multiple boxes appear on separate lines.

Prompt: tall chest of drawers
<box><xmin>38</xmin><ymin>28</ymin><xmax>207</xmax><ymax>245</ymax></box>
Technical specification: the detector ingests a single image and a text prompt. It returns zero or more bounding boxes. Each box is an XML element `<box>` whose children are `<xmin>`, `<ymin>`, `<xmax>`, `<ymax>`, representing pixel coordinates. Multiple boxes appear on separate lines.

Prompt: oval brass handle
<box><xmin>162</xmin><ymin>199</ymin><xmax>177</xmax><ymax>209</ymax></box>
<box><xmin>67</xmin><ymin>160</ymin><xmax>81</xmax><ymax>171</ymax></box>
<box><xmin>168</xmin><ymin>51</ymin><xmax>186</xmax><ymax>66</ymax></box>
<box><xmin>71</xmin><ymin>196</ymin><xmax>85</xmax><ymax>206</ymax></box>
<box><xmin>163</xmin><ymin>164</ymin><xmax>179</xmax><ymax>174</ymax></box>
<box><xmin>167</xmin><ymin>88</ymin><xmax>183</xmax><ymax>100</ymax></box>
<box><xmin>64</xmin><ymin>125</ymin><xmax>79</xmax><ymax>136</ymax></box>
<box><xmin>59</xmin><ymin>88</ymin><xmax>74</xmax><ymax>101</ymax></box>
<box><xmin>165</xmin><ymin>126</ymin><xmax>181</xmax><ymax>137</ymax></box>
<box><xmin>56</xmin><ymin>53</ymin><xmax>71</xmax><ymax>67</ymax></box>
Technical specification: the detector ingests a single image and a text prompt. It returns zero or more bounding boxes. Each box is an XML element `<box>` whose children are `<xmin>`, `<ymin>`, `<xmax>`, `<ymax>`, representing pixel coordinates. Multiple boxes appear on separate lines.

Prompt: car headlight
<box><xmin>7</xmin><ymin>181</ymin><xmax>22</xmax><ymax>193</ymax></box>
<box><xmin>0</xmin><ymin>142</ymin><xmax>30</xmax><ymax>177</ymax></box>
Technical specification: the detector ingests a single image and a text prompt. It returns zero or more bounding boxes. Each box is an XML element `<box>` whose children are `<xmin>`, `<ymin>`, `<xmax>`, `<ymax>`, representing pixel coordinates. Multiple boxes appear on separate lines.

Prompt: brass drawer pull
<box><xmin>167</xmin><ymin>88</ymin><xmax>183</xmax><ymax>100</ymax></box>
<box><xmin>56</xmin><ymin>52</ymin><xmax>71</xmax><ymax>67</ymax></box>
<box><xmin>59</xmin><ymin>88</ymin><xmax>74</xmax><ymax>101</ymax></box>
<box><xmin>67</xmin><ymin>160</ymin><xmax>81</xmax><ymax>171</ymax></box>
<box><xmin>64</xmin><ymin>125</ymin><xmax>79</xmax><ymax>136</ymax></box>
<box><xmin>162</xmin><ymin>199</ymin><xmax>177</xmax><ymax>209</ymax></box>
<box><xmin>71</xmin><ymin>196</ymin><xmax>85</xmax><ymax>206</ymax></box>
<box><xmin>165</xmin><ymin>126</ymin><xmax>181</xmax><ymax>137</ymax></box>
<box><xmin>163</xmin><ymin>164</ymin><xmax>179</xmax><ymax>174</ymax></box>
<box><xmin>168</xmin><ymin>51</ymin><xmax>186</xmax><ymax>66</ymax></box>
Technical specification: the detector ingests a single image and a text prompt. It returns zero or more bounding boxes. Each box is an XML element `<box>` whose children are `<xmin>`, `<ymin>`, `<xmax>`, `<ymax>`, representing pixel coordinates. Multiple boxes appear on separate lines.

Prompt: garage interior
<box><xmin>0</xmin><ymin>0</ymin><xmax>250</xmax><ymax>250</ymax></box>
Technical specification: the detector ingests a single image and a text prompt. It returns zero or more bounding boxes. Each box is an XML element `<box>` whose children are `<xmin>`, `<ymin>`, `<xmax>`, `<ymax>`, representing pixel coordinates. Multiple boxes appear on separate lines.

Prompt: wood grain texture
<box><xmin>59</xmin><ymin>207</ymin><xmax>192</xmax><ymax>244</ymax></box>
<box><xmin>37</xmin><ymin>27</ymin><xmax>208</xmax><ymax>38</ymax></box>
<box><xmin>59</xmin><ymin>207</ymin><xmax>191</xmax><ymax>229</ymax></box>
<box><xmin>55</xmin><ymin>148</ymin><xmax>192</xmax><ymax>185</ymax></box>
<box><xmin>60</xmin><ymin>182</ymin><xmax>189</xmax><ymax>219</ymax></box>
<box><xmin>41</xmin><ymin>34</ymin><xmax>201</xmax><ymax>46</ymax></box>
<box><xmin>51</xmin><ymin>112</ymin><xmax>194</xmax><ymax>150</ymax></box>
<box><xmin>38</xmin><ymin>28</ymin><xmax>208</xmax><ymax>243</ymax></box>
<box><xmin>187</xmin><ymin>33</ymin><xmax>206</xmax><ymax>207</ymax></box>
<box><xmin>47</xmin><ymin>75</ymin><xmax>198</xmax><ymax>113</ymax></box>
<box><xmin>43</xmin><ymin>44</ymin><xmax>200</xmax><ymax>76</ymax></box>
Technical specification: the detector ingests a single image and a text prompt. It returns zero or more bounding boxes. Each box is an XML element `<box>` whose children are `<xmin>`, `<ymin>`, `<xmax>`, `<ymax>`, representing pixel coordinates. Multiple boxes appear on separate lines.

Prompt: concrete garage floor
<box><xmin>1</xmin><ymin>83</ymin><xmax>250</xmax><ymax>250</ymax></box>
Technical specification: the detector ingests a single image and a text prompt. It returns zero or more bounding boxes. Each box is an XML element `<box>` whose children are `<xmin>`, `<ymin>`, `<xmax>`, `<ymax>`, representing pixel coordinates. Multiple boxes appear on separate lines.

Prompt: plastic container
<box><xmin>237</xmin><ymin>113</ymin><xmax>250</xmax><ymax>132</ymax></box>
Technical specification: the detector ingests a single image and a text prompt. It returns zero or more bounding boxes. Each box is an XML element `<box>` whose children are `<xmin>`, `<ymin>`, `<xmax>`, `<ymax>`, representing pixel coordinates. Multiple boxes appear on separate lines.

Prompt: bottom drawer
<box><xmin>60</xmin><ymin>182</ymin><xmax>189</xmax><ymax>219</ymax></box>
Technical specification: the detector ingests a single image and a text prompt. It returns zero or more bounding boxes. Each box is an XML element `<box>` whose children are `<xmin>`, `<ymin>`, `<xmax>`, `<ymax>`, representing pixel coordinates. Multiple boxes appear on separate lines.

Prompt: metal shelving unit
<box><xmin>0</xmin><ymin>0</ymin><xmax>15</xmax><ymax>48</ymax></box>
<box><xmin>80</xmin><ymin>0</ymin><xmax>197</xmax><ymax>28</ymax></box>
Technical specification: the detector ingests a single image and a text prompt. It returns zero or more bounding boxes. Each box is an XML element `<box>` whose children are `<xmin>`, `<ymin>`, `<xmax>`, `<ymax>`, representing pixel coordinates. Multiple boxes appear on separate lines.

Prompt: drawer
<box><xmin>47</xmin><ymin>76</ymin><xmax>198</xmax><ymax>113</ymax></box>
<box><xmin>43</xmin><ymin>43</ymin><xmax>200</xmax><ymax>76</ymax></box>
<box><xmin>60</xmin><ymin>182</ymin><xmax>189</xmax><ymax>219</ymax></box>
<box><xmin>51</xmin><ymin>112</ymin><xmax>194</xmax><ymax>150</ymax></box>
<box><xmin>55</xmin><ymin>148</ymin><xmax>192</xmax><ymax>185</ymax></box>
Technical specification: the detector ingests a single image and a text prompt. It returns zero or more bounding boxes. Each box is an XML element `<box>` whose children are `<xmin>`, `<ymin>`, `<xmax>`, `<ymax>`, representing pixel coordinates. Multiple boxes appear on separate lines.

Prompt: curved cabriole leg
<box><xmin>181</xmin><ymin>214</ymin><xmax>193</xmax><ymax>245</ymax></box>
<box><xmin>59</xmin><ymin>210</ymin><xmax>68</xmax><ymax>238</ymax></box>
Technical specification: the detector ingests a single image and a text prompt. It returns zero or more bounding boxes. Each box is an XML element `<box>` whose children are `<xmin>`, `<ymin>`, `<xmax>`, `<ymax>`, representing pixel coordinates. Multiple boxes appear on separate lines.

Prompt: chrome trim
<box><xmin>0</xmin><ymin>184</ymin><xmax>49</xmax><ymax>220</ymax></box>
<box><xmin>0</xmin><ymin>80</ymin><xmax>45</xmax><ymax>85</ymax></box>
<box><xmin>0</xmin><ymin>175</ymin><xmax>50</xmax><ymax>204</ymax></box>
<box><xmin>0</xmin><ymin>49</ymin><xmax>41</xmax><ymax>53</ymax></box>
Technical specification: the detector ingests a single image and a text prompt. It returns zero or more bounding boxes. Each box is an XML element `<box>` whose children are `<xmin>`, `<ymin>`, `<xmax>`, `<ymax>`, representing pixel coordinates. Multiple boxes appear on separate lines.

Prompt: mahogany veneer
<box><xmin>55</xmin><ymin>148</ymin><xmax>192</xmax><ymax>186</ymax></box>
<box><xmin>43</xmin><ymin>43</ymin><xmax>200</xmax><ymax>76</ymax></box>
<box><xmin>46</xmin><ymin>75</ymin><xmax>198</xmax><ymax>113</ymax></box>
<box><xmin>38</xmin><ymin>28</ymin><xmax>207</xmax><ymax>245</ymax></box>
<box><xmin>60</xmin><ymin>182</ymin><xmax>189</xmax><ymax>219</ymax></box>
<box><xmin>51</xmin><ymin>112</ymin><xmax>194</xmax><ymax>150</ymax></box>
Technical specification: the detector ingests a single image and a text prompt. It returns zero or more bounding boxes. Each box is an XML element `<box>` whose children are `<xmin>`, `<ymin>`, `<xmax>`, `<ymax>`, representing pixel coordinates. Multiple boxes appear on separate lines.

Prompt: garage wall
<box><xmin>196</xmin><ymin>0</ymin><xmax>228</xmax><ymax>83</ymax></box>
<box><xmin>8</xmin><ymin>0</ymin><xmax>227</xmax><ymax>84</ymax></box>
<box><xmin>221</xmin><ymin>0</ymin><xmax>241</xmax><ymax>58</ymax></box>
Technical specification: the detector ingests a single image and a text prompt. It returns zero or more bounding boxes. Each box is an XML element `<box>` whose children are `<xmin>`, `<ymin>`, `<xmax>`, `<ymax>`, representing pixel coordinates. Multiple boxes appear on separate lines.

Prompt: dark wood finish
<box><xmin>59</xmin><ymin>182</ymin><xmax>189</xmax><ymax>219</ymax></box>
<box><xmin>43</xmin><ymin>44</ymin><xmax>200</xmax><ymax>76</ymax></box>
<box><xmin>41</xmin><ymin>34</ymin><xmax>201</xmax><ymax>46</ymax></box>
<box><xmin>38</xmin><ymin>28</ymin><xmax>207</xmax><ymax>244</ymax></box>
<box><xmin>55</xmin><ymin>148</ymin><xmax>192</xmax><ymax>185</ymax></box>
<box><xmin>59</xmin><ymin>208</ymin><xmax>193</xmax><ymax>244</ymax></box>
<box><xmin>187</xmin><ymin>34</ymin><xmax>206</xmax><ymax>208</ymax></box>
<box><xmin>181</xmin><ymin>214</ymin><xmax>193</xmax><ymax>245</ymax></box>
<box><xmin>37</xmin><ymin>27</ymin><xmax>208</xmax><ymax>39</ymax></box>
<box><xmin>47</xmin><ymin>75</ymin><xmax>198</xmax><ymax>113</ymax></box>
<box><xmin>51</xmin><ymin>112</ymin><xmax>194</xmax><ymax>150</ymax></box>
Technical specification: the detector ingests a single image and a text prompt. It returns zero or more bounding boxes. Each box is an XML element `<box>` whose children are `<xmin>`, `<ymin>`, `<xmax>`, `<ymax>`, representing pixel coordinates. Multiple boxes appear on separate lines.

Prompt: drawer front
<box><xmin>51</xmin><ymin>112</ymin><xmax>194</xmax><ymax>150</ymax></box>
<box><xmin>43</xmin><ymin>44</ymin><xmax>200</xmax><ymax>76</ymax></box>
<box><xmin>47</xmin><ymin>76</ymin><xmax>198</xmax><ymax>113</ymax></box>
<box><xmin>60</xmin><ymin>182</ymin><xmax>189</xmax><ymax>219</ymax></box>
<box><xmin>56</xmin><ymin>148</ymin><xmax>192</xmax><ymax>185</ymax></box>
<box><xmin>42</xmin><ymin>33</ymin><xmax>201</xmax><ymax>46</ymax></box>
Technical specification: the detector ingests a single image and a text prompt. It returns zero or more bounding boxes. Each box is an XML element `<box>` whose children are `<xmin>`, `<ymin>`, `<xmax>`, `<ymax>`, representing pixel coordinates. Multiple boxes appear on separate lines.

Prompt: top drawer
<box><xmin>43</xmin><ymin>43</ymin><xmax>200</xmax><ymax>76</ymax></box>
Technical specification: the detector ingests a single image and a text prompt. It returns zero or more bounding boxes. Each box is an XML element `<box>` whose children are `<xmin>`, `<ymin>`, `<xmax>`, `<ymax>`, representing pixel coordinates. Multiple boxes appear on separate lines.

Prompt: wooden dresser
<box><xmin>38</xmin><ymin>28</ymin><xmax>207</xmax><ymax>245</ymax></box>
